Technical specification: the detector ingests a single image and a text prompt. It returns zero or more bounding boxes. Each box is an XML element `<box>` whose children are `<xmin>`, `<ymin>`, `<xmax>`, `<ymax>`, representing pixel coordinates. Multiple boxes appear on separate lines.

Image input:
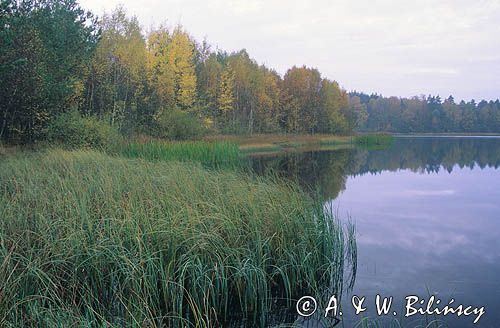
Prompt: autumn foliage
<box><xmin>1</xmin><ymin>2</ymin><xmax>498</xmax><ymax>144</ymax></box>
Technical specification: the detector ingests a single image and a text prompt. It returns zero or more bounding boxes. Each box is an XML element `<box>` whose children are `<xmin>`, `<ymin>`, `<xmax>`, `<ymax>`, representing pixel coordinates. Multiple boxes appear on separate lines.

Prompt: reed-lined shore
<box><xmin>0</xmin><ymin>146</ymin><xmax>355</xmax><ymax>327</ymax></box>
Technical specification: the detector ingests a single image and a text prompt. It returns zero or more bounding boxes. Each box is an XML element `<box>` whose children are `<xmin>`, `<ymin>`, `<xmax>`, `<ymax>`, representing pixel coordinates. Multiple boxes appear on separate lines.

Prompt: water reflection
<box><xmin>250</xmin><ymin>137</ymin><xmax>500</xmax><ymax>201</ymax></box>
<box><xmin>249</xmin><ymin>137</ymin><xmax>500</xmax><ymax>328</ymax></box>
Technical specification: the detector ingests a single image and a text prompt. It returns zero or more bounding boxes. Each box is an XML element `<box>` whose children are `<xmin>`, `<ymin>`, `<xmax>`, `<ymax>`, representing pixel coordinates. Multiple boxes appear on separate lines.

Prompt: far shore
<box><xmin>206</xmin><ymin>132</ymin><xmax>500</xmax><ymax>154</ymax></box>
<box><xmin>392</xmin><ymin>133</ymin><xmax>500</xmax><ymax>138</ymax></box>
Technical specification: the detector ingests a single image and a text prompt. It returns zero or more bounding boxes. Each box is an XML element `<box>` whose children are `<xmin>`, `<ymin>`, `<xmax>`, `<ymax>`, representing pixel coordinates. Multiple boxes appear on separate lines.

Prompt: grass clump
<box><xmin>355</xmin><ymin>133</ymin><xmax>394</xmax><ymax>148</ymax></box>
<box><xmin>117</xmin><ymin>140</ymin><xmax>241</xmax><ymax>168</ymax></box>
<box><xmin>0</xmin><ymin>149</ymin><xmax>355</xmax><ymax>327</ymax></box>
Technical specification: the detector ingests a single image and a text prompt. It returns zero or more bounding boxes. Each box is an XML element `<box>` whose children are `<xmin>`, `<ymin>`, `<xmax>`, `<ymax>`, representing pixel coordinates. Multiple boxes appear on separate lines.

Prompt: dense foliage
<box><xmin>0</xmin><ymin>2</ymin><xmax>353</xmax><ymax>144</ymax></box>
<box><xmin>1</xmin><ymin>1</ymin><xmax>499</xmax><ymax>145</ymax></box>
<box><xmin>0</xmin><ymin>0</ymin><xmax>99</xmax><ymax>143</ymax></box>
<box><xmin>47</xmin><ymin>109</ymin><xmax>122</xmax><ymax>149</ymax></box>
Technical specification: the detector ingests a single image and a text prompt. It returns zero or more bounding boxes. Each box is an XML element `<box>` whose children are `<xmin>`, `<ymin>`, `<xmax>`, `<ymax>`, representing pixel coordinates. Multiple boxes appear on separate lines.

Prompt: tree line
<box><xmin>1</xmin><ymin>0</ymin><xmax>499</xmax><ymax>144</ymax></box>
<box><xmin>1</xmin><ymin>1</ymin><xmax>351</xmax><ymax>143</ymax></box>
<box><xmin>350</xmin><ymin>93</ymin><xmax>500</xmax><ymax>133</ymax></box>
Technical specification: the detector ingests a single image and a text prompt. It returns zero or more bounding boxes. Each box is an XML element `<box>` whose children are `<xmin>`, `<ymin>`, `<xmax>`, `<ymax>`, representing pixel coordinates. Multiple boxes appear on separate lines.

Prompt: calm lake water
<box><xmin>249</xmin><ymin>136</ymin><xmax>500</xmax><ymax>328</ymax></box>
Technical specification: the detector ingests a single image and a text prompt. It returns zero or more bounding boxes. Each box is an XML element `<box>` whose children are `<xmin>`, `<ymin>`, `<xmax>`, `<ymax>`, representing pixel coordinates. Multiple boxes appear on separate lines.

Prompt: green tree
<box><xmin>0</xmin><ymin>0</ymin><xmax>98</xmax><ymax>143</ymax></box>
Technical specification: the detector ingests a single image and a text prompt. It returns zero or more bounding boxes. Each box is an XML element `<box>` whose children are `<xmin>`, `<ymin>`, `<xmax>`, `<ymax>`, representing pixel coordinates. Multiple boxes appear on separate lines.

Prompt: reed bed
<box><xmin>116</xmin><ymin>140</ymin><xmax>241</xmax><ymax>168</ymax></box>
<box><xmin>0</xmin><ymin>149</ymin><xmax>355</xmax><ymax>327</ymax></box>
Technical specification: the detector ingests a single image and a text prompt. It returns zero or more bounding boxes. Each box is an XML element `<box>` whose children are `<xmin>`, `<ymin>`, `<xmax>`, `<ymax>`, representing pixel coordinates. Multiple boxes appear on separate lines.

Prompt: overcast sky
<box><xmin>79</xmin><ymin>0</ymin><xmax>500</xmax><ymax>101</ymax></box>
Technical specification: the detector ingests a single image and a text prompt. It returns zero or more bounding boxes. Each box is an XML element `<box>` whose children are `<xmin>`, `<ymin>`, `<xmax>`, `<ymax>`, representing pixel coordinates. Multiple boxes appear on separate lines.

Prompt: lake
<box><xmin>249</xmin><ymin>136</ymin><xmax>500</xmax><ymax>328</ymax></box>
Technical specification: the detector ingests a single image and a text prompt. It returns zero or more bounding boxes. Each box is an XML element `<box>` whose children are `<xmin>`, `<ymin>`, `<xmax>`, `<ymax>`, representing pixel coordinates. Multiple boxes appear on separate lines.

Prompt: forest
<box><xmin>1</xmin><ymin>0</ymin><xmax>499</xmax><ymax>145</ymax></box>
<box><xmin>350</xmin><ymin>92</ymin><xmax>500</xmax><ymax>133</ymax></box>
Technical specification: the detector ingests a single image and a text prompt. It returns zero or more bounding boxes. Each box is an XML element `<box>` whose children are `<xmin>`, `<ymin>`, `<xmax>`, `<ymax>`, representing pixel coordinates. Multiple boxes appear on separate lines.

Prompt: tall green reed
<box><xmin>115</xmin><ymin>140</ymin><xmax>241</xmax><ymax>168</ymax></box>
<box><xmin>0</xmin><ymin>149</ymin><xmax>355</xmax><ymax>327</ymax></box>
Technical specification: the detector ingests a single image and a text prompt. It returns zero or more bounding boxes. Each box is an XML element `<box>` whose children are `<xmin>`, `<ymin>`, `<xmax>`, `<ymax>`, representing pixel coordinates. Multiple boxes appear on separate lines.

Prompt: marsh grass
<box><xmin>0</xmin><ymin>149</ymin><xmax>355</xmax><ymax>327</ymax></box>
<box><xmin>116</xmin><ymin>140</ymin><xmax>241</xmax><ymax>168</ymax></box>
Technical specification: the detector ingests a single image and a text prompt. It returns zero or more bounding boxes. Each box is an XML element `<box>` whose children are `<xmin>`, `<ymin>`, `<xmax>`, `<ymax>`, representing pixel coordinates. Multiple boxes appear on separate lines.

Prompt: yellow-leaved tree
<box><xmin>147</xmin><ymin>27</ymin><xmax>175</xmax><ymax>109</ymax></box>
<box><xmin>167</xmin><ymin>28</ymin><xmax>197</xmax><ymax>110</ymax></box>
<box><xmin>217</xmin><ymin>66</ymin><xmax>235</xmax><ymax>115</ymax></box>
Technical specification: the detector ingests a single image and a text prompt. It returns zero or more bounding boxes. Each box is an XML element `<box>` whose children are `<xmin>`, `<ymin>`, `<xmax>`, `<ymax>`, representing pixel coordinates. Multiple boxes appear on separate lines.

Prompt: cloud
<box><xmin>408</xmin><ymin>68</ymin><xmax>459</xmax><ymax>76</ymax></box>
<box><xmin>405</xmin><ymin>189</ymin><xmax>456</xmax><ymax>196</ymax></box>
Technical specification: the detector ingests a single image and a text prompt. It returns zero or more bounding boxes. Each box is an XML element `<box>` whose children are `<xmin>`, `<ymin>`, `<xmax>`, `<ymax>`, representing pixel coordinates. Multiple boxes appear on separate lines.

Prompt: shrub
<box><xmin>152</xmin><ymin>108</ymin><xmax>206</xmax><ymax>140</ymax></box>
<box><xmin>47</xmin><ymin>110</ymin><xmax>122</xmax><ymax>150</ymax></box>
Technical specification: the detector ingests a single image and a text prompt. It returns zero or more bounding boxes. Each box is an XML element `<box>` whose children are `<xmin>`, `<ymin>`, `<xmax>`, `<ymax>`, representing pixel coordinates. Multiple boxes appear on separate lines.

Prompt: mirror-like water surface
<box><xmin>250</xmin><ymin>137</ymin><xmax>500</xmax><ymax>328</ymax></box>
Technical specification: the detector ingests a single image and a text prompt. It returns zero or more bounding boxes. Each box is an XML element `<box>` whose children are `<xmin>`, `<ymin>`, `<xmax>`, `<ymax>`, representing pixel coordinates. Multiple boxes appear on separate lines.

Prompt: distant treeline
<box><xmin>350</xmin><ymin>92</ymin><xmax>500</xmax><ymax>133</ymax></box>
<box><xmin>1</xmin><ymin>1</ymin><xmax>499</xmax><ymax>144</ymax></box>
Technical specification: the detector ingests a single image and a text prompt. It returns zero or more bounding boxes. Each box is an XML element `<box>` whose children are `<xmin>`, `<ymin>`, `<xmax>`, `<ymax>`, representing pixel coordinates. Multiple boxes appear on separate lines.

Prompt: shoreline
<box><xmin>207</xmin><ymin>133</ymin><xmax>499</xmax><ymax>154</ymax></box>
<box><xmin>393</xmin><ymin>133</ymin><xmax>500</xmax><ymax>138</ymax></box>
<box><xmin>206</xmin><ymin>134</ymin><xmax>355</xmax><ymax>154</ymax></box>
